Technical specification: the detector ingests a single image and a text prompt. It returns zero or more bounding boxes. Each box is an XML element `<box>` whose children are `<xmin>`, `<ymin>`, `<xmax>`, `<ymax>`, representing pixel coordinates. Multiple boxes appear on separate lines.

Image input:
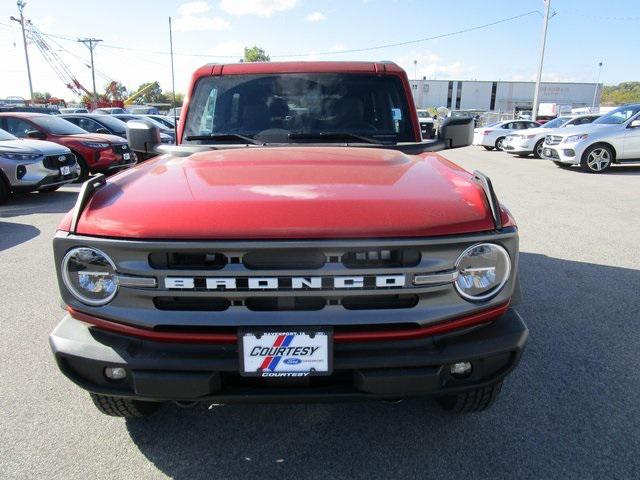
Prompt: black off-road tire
<box><xmin>533</xmin><ymin>139</ymin><xmax>545</xmax><ymax>159</ymax></box>
<box><xmin>494</xmin><ymin>137</ymin><xmax>505</xmax><ymax>151</ymax></box>
<box><xmin>90</xmin><ymin>393</ymin><xmax>161</xmax><ymax>418</ymax></box>
<box><xmin>437</xmin><ymin>381</ymin><xmax>503</xmax><ymax>413</ymax></box>
<box><xmin>483</xmin><ymin>146</ymin><xmax>494</xmax><ymax>151</ymax></box>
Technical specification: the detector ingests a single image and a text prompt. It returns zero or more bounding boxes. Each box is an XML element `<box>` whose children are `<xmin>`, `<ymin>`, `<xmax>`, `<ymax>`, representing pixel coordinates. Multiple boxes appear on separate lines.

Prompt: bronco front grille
<box><xmin>54</xmin><ymin>231</ymin><xmax>519</xmax><ymax>326</ymax></box>
<box><xmin>545</xmin><ymin>135</ymin><xmax>562</xmax><ymax>146</ymax></box>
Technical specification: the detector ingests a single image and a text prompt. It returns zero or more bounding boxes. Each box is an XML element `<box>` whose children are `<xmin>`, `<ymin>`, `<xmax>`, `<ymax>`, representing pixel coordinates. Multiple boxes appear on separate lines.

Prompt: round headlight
<box><xmin>62</xmin><ymin>247</ymin><xmax>118</xmax><ymax>306</ymax></box>
<box><xmin>454</xmin><ymin>243</ymin><xmax>511</xmax><ymax>301</ymax></box>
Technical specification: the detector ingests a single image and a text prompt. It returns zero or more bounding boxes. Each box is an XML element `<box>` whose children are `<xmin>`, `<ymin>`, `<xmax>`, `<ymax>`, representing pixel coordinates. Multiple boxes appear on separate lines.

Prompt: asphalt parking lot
<box><xmin>1</xmin><ymin>147</ymin><xmax>639</xmax><ymax>479</ymax></box>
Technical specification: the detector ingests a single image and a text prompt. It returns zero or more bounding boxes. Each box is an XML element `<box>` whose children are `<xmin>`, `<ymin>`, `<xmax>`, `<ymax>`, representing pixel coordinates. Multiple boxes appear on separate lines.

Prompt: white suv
<box><xmin>541</xmin><ymin>104</ymin><xmax>640</xmax><ymax>173</ymax></box>
<box><xmin>502</xmin><ymin>114</ymin><xmax>600</xmax><ymax>158</ymax></box>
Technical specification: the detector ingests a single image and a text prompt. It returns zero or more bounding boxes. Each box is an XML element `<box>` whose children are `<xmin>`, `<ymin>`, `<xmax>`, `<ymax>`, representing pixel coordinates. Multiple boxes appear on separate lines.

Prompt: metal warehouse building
<box><xmin>410</xmin><ymin>80</ymin><xmax>601</xmax><ymax>112</ymax></box>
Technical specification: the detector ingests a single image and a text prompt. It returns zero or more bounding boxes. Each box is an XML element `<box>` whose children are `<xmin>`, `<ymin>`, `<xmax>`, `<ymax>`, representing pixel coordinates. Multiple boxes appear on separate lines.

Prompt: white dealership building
<box><xmin>410</xmin><ymin>80</ymin><xmax>601</xmax><ymax>112</ymax></box>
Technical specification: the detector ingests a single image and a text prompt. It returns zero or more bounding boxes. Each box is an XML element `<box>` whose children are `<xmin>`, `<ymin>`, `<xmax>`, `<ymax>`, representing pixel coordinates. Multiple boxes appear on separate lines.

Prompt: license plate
<box><xmin>123</xmin><ymin>153</ymin><xmax>131</xmax><ymax>160</ymax></box>
<box><xmin>60</xmin><ymin>166</ymin><xmax>71</xmax><ymax>176</ymax></box>
<box><xmin>239</xmin><ymin>329</ymin><xmax>332</xmax><ymax>377</ymax></box>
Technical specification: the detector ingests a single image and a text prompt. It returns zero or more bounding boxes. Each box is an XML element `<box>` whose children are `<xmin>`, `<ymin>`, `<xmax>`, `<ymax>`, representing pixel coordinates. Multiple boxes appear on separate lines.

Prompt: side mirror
<box><xmin>126</xmin><ymin>120</ymin><xmax>161</xmax><ymax>155</ymax></box>
<box><xmin>438</xmin><ymin>117</ymin><xmax>474</xmax><ymax>148</ymax></box>
<box><xmin>629</xmin><ymin>119</ymin><xmax>640</xmax><ymax>129</ymax></box>
<box><xmin>26</xmin><ymin>130</ymin><xmax>46</xmax><ymax>140</ymax></box>
<box><xmin>96</xmin><ymin>127</ymin><xmax>110</xmax><ymax>134</ymax></box>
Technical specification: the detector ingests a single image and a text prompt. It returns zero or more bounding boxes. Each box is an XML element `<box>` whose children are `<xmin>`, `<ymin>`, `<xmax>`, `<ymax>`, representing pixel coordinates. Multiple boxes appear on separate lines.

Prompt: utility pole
<box><xmin>77</xmin><ymin>38</ymin><xmax>102</xmax><ymax>108</ymax></box>
<box><xmin>10</xmin><ymin>0</ymin><xmax>34</xmax><ymax>104</ymax></box>
<box><xmin>592</xmin><ymin>61</ymin><xmax>603</xmax><ymax>111</ymax></box>
<box><xmin>531</xmin><ymin>0</ymin><xmax>551</xmax><ymax>121</ymax></box>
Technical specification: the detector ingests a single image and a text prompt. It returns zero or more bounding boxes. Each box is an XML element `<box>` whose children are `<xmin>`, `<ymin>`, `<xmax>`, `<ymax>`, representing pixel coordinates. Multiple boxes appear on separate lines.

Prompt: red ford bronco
<box><xmin>50</xmin><ymin>61</ymin><xmax>527</xmax><ymax>417</ymax></box>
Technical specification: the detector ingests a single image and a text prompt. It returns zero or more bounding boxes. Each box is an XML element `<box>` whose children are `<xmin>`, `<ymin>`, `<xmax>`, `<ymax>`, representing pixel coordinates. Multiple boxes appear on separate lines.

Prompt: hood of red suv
<box><xmin>54</xmin><ymin>133</ymin><xmax>125</xmax><ymax>144</ymax></box>
<box><xmin>72</xmin><ymin>147</ymin><xmax>496</xmax><ymax>239</ymax></box>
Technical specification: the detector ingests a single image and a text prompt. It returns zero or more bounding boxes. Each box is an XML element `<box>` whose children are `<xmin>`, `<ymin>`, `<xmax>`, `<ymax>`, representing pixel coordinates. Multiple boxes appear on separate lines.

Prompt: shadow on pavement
<box><xmin>0</xmin><ymin>190</ymin><xmax>78</xmax><ymax>219</ymax></box>
<box><xmin>124</xmin><ymin>252</ymin><xmax>640</xmax><ymax>479</ymax></box>
<box><xmin>0</xmin><ymin>221</ymin><xmax>41</xmax><ymax>251</ymax></box>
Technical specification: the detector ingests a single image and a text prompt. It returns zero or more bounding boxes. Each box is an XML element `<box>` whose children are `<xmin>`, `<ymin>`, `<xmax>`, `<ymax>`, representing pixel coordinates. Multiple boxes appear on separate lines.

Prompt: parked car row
<box><xmin>0</xmin><ymin>112</ymin><xmax>141</xmax><ymax>203</ymax></box>
<box><xmin>472</xmin><ymin>104</ymin><xmax>640</xmax><ymax>173</ymax></box>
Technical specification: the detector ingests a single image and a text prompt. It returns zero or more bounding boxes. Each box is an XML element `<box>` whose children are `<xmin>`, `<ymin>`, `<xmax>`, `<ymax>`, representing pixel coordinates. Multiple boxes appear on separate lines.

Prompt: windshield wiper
<box><xmin>288</xmin><ymin>132</ymin><xmax>389</xmax><ymax>145</ymax></box>
<box><xmin>185</xmin><ymin>133</ymin><xmax>261</xmax><ymax>145</ymax></box>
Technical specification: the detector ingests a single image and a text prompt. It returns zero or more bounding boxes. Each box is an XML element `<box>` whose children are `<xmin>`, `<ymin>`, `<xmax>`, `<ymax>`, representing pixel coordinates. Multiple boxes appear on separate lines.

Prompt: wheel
<box><xmin>0</xmin><ymin>178</ymin><xmax>9</xmax><ymax>204</ymax></box>
<box><xmin>483</xmin><ymin>146</ymin><xmax>494</xmax><ymax>151</ymax></box>
<box><xmin>494</xmin><ymin>137</ymin><xmax>505</xmax><ymax>151</ymax></box>
<box><xmin>533</xmin><ymin>139</ymin><xmax>545</xmax><ymax>159</ymax></box>
<box><xmin>581</xmin><ymin>144</ymin><xmax>613</xmax><ymax>173</ymax></box>
<box><xmin>437</xmin><ymin>380</ymin><xmax>503</xmax><ymax>413</ymax></box>
<box><xmin>71</xmin><ymin>152</ymin><xmax>89</xmax><ymax>183</ymax></box>
<box><xmin>37</xmin><ymin>185</ymin><xmax>61</xmax><ymax>193</ymax></box>
<box><xmin>553</xmin><ymin>161</ymin><xmax>572</xmax><ymax>169</ymax></box>
<box><xmin>90</xmin><ymin>393</ymin><xmax>161</xmax><ymax>418</ymax></box>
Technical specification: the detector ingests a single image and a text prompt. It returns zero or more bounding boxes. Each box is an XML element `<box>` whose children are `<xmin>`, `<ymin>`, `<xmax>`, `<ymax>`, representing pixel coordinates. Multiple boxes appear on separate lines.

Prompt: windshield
<box><xmin>0</xmin><ymin>128</ymin><xmax>18</xmax><ymax>141</ymax></box>
<box><xmin>31</xmin><ymin>115</ymin><xmax>86</xmax><ymax>135</ymax></box>
<box><xmin>183</xmin><ymin>73</ymin><xmax>414</xmax><ymax>143</ymax></box>
<box><xmin>542</xmin><ymin>116</ymin><xmax>571</xmax><ymax>129</ymax></box>
<box><xmin>91</xmin><ymin>115</ymin><xmax>127</xmax><ymax>133</ymax></box>
<box><xmin>417</xmin><ymin>111</ymin><xmax>430</xmax><ymax>118</ymax></box>
<box><xmin>593</xmin><ymin>105</ymin><xmax>640</xmax><ymax>125</ymax></box>
<box><xmin>149</xmin><ymin>116</ymin><xmax>175</xmax><ymax>128</ymax></box>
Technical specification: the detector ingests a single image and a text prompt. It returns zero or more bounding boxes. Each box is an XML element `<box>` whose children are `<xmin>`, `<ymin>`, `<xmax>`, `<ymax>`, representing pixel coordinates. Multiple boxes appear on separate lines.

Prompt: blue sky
<box><xmin>1</xmin><ymin>0</ymin><xmax>638</xmax><ymax>99</ymax></box>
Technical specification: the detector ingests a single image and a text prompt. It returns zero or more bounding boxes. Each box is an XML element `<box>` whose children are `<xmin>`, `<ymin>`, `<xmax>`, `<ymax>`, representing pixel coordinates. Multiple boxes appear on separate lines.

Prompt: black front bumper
<box><xmin>50</xmin><ymin>308</ymin><xmax>528</xmax><ymax>403</ymax></box>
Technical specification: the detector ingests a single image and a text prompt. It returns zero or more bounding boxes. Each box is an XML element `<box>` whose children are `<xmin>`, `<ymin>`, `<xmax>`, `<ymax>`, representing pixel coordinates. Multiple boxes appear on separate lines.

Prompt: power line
<box><xmin>1</xmin><ymin>10</ymin><xmax>542</xmax><ymax>59</ymax></box>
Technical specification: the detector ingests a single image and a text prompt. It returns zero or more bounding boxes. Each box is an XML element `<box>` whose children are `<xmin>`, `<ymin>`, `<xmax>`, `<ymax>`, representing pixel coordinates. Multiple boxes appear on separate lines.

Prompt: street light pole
<box><xmin>592</xmin><ymin>61</ymin><xmax>603</xmax><ymax>111</ymax></box>
<box><xmin>10</xmin><ymin>0</ymin><xmax>34</xmax><ymax>104</ymax></box>
<box><xmin>77</xmin><ymin>38</ymin><xmax>102</xmax><ymax>109</ymax></box>
<box><xmin>531</xmin><ymin>0</ymin><xmax>551</xmax><ymax>121</ymax></box>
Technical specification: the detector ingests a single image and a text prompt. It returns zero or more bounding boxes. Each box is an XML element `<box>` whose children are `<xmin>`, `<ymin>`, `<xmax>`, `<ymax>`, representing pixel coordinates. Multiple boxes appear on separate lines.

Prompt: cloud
<box><xmin>395</xmin><ymin>51</ymin><xmax>468</xmax><ymax>79</ymax></box>
<box><xmin>219</xmin><ymin>0</ymin><xmax>297</xmax><ymax>17</ymax></box>
<box><xmin>306</xmin><ymin>11</ymin><xmax>326</xmax><ymax>22</ymax></box>
<box><xmin>174</xmin><ymin>2</ymin><xmax>229</xmax><ymax>32</ymax></box>
<box><xmin>173</xmin><ymin>15</ymin><xmax>230</xmax><ymax>31</ymax></box>
<box><xmin>207</xmin><ymin>40</ymin><xmax>245</xmax><ymax>59</ymax></box>
<box><xmin>179</xmin><ymin>1</ymin><xmax>211</xmax><ymax>16</ymax></box>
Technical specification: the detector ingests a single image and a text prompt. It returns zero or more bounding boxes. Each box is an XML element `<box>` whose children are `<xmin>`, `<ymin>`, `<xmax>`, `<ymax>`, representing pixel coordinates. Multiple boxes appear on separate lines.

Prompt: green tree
<box><xmin>105</xmin><ymin>81</ymin><xmax>128</xmax><ymax>101</ymax></box>
<box><xmin>32</xmin><ymin>91</ymin><xmax>52</xmax><ymax>104</ymax></box>
<box><xmin>132</xmin><ymin>81</ymin><xmax>163</xmax><ymax>104</ymax></box>
<box><xmin>244</xmin><ymin>45</ymin><xmax>270</xmax><ymax>62</ymax></box>
<box><xmin>601</xmin><ymin>82</ymin><xmax>640</xmax><ymax>105</ymax></box>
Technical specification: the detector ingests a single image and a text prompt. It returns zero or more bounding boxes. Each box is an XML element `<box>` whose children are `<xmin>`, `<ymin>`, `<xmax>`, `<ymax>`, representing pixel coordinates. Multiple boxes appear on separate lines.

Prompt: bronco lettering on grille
<box><xmin>164</xmin><ymin>275</ymin><xmax>406</xmax><ymax>290</ymax></box>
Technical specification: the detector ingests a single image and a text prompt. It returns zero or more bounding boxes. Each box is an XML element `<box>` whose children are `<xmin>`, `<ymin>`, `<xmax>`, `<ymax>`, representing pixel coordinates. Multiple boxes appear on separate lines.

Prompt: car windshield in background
<box><xmin>119</xmin><ymin>115</ymin><xmax>168</xmax><ymax>130</ymax></box>
<box><xmin>183</xmin><ymin>73</ymin><xmax>414</xmax><ymax>144</ymax></box>
<box><xmin>31</xmin><ymin>115</ymin><xmax>87</xmax><ymax>135</ymax></box>
<box><xmin>542</xmin><ymin>117</ymin><xmax>571</xmax><ymax>129</ymax></box>
<box><xmin>0</xmin><ymin>128</ymin><xmax>17</xmax><ymax>141</ymax></box>
<box><xmin>593</xmin><ymin>105</ymin><xmax>640</xmax><ymax>125</ymax></box>
<box><xmin>92</xmin><ymin>115</ymin><xmax>127</xmax><ymax>133</ymax></box>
